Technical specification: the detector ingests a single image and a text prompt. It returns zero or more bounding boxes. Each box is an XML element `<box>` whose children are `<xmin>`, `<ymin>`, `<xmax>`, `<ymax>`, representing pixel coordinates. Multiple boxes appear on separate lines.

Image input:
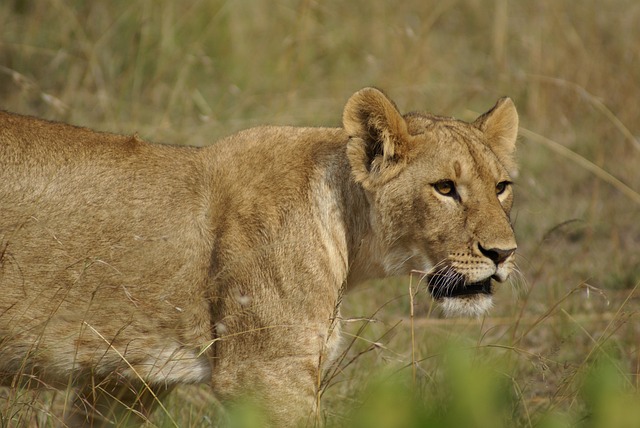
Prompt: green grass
<box><xmin>1</xmin><ymin>0</ymin><xmax>639</xmax><ymax>426</ymax></box>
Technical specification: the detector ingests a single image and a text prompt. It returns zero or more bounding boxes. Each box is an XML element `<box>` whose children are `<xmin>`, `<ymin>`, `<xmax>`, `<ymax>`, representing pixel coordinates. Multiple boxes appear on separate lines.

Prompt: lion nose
<box><xmin>478</xmin><ymin>244</ymin><xmax>515</xmax><ymax>265</ymax></box>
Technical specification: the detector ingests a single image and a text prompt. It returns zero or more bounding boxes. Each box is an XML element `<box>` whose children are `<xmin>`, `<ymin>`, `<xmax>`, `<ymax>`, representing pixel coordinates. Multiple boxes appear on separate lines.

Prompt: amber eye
<box><xmin>433</xmin><ymin>180</ymin><xmax>457</xmax><ymax>197</ymax></box>
<box><xmin>496</xmin><ymin>181</ymin><xmax>511</xmax><ymax>195</ymax></box>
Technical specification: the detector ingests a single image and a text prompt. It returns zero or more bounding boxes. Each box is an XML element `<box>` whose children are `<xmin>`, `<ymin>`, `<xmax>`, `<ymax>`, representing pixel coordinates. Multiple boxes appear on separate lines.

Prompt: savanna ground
<box><xmin>1</xmin><ymin>1</ymin><xmax>639</xmax><ymax>427</ymax></box>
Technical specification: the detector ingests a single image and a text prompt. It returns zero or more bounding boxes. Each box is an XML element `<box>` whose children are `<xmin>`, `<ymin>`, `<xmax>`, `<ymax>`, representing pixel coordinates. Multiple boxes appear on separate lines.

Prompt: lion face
<box><xmin>344</xmin><ymin>88</ymin><xmax>518</xmax><ymax>316</ymax></box>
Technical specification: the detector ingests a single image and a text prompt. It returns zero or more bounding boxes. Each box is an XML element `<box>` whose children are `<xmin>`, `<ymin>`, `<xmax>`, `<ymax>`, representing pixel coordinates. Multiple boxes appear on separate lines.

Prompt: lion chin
<box><xmin>428</xmin><ymin>276</ymin><xmax>496</xmax><ymax>317</ymax></box>
<box><xmin>438</xmin><ymin>294</ymin><xmax>494</xmax><ymax>318</ymax></box>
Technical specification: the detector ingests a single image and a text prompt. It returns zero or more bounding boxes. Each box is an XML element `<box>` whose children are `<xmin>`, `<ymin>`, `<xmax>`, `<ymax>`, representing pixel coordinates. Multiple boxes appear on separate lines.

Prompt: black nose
<box><xmin>478</xmin><ymin>244</ymin><xmax>515</xmax><ymax>265</ymax></box>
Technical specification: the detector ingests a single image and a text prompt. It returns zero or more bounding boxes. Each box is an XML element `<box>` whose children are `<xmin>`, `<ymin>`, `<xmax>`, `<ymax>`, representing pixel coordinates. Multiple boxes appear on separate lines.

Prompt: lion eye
<box><xmin>433</xmin><ymin>180</ymin><xmax>457</xmax><ymax>197</ymax></box>
<box><xmin>496</xmin><ymin>181</ymin><xmax>511</xmax><ymax>195</ymax></box>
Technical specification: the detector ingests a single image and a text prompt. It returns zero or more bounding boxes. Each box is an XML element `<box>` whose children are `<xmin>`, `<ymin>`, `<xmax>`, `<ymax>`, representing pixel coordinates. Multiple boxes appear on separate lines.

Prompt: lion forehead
<box><xmin>407</xmin><ymin>124</ymin><xmax>508</xmax><ymax>188</ymax></box>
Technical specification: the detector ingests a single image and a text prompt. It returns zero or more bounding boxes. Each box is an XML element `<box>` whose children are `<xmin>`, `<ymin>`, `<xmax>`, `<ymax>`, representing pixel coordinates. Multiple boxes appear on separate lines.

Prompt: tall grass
<box><xmin>1</xmin><ymin>0</ymin><xmax>639</xmax><ymax>426</ymax></box>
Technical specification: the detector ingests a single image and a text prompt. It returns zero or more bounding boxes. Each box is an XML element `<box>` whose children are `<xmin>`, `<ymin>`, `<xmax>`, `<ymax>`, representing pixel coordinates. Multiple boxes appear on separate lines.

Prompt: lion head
<box><xmin>344</xmin><ymin>88</ymin><xmax>518</xmax><ymax>316</ymax></box>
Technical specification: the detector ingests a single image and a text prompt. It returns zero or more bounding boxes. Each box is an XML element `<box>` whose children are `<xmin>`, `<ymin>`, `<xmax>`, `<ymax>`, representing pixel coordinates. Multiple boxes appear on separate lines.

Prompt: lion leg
<box><xmin>214</xmin><ymin>356</ymin><xmax>323</xmax><ymax>428</ymax></box>
<box><xmin>64</xmin><ymin>382</ymin><xmax>172</xmax><ymax>427</ymax></box>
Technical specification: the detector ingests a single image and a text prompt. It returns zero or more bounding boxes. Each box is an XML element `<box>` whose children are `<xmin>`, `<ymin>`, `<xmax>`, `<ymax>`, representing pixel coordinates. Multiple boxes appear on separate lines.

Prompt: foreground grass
<box><xmin>1</xmin><ymin>0</ymin><xmax>639</xmax><ymax>426</ymax></box>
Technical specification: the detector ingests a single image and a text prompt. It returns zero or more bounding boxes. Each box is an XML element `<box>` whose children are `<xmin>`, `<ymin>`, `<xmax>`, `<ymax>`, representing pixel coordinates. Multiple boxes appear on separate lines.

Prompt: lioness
<box><xmin>0</xmin><ymin>88</ymin><xmax>518</xmax><ymax>427</ymax></box>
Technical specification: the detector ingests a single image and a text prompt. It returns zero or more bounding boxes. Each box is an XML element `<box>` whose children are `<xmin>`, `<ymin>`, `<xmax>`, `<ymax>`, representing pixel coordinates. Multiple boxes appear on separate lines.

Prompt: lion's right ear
<box><xmin>344</xmin><ymin>88</ymin><xmax>414</xmax><ymax>190</ymax></box>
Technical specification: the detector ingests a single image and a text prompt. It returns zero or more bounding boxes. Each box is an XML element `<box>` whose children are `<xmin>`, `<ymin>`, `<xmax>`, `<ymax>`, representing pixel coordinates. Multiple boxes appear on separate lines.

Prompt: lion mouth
<box><xmin>427</xmin><ymin>273</ymin><xmax>493</xmax><ymax>299</ymax></box>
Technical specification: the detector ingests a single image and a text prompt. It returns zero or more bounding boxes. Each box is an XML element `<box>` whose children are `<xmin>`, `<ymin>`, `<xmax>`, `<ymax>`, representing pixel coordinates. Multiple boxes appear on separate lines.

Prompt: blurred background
<box><xmin>1</xmin><ymin>1</ymin><xmax>638</xmax><ymax>426</ymax></box>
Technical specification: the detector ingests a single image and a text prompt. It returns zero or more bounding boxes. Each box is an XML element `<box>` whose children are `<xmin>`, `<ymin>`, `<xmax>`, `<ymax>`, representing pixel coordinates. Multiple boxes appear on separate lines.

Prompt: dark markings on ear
<box><xmin>343</xmin><ymin>87</ymin><xmax>414</xmax><ymax>189</ymax></box>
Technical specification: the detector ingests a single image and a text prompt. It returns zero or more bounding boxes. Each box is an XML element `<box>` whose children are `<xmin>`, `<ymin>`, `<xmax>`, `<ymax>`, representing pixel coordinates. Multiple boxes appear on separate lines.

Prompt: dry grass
<box><xmin>1</xmin><ymin>0</ymin><xmax>639</xmax><ymax>426</ymax></box>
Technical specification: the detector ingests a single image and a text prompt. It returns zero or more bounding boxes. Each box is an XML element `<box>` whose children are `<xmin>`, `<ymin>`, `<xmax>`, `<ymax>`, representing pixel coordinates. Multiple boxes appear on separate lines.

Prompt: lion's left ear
<box><xmin>474</xmin><ymin>97</ymin><xmax>519</xmax><ymax>177</ymax></box>
<box><xmin>343</xmin><ymin>88</ymin><xmax>414</xmax><ymax>190</ymax></box>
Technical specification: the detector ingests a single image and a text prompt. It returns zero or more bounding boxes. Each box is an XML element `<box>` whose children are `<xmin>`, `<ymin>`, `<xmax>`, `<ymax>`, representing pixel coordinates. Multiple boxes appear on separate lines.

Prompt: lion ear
<box><xmin>343</xmin><ymin>88</ymin><xmax>413</xmax><ymax>189</ymax></box>
<box><xmin>474</xmin><ymin>97</ymin><xmax>519</xmax><ymax>178</ymax></box>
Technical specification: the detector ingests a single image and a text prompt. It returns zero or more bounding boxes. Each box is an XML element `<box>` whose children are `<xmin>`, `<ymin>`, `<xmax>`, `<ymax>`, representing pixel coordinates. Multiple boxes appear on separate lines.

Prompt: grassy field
<box><xmin>1</xmin><ymin>0</ymin><xmax>639</xmax><ymax>426</ymax></box>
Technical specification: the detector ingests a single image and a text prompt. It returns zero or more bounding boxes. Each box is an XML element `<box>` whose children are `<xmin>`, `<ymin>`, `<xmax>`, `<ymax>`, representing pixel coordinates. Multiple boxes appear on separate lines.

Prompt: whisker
<box><xmin>509</xmin><ymin>263</ymin><xmax>529</xmax><ymax>296</ymax></box>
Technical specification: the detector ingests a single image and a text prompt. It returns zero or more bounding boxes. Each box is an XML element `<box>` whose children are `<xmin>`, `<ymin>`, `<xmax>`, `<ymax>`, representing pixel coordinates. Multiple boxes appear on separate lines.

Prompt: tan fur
<box><xmin>0</xmin><ymin>88</ymin><xmax>518</xmax><ymax>426</ymax></box>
